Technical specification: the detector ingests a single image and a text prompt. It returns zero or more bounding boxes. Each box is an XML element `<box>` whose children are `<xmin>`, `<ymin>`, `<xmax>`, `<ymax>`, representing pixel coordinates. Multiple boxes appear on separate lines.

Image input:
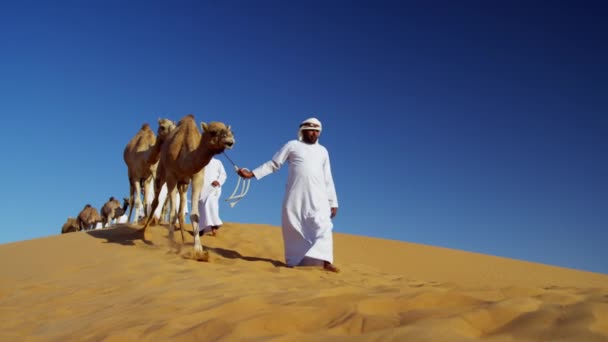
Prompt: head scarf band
<box><xmin>298</xmin><ymin>117</ymin><xmax>322</xmax><ymax>141</ymax></box>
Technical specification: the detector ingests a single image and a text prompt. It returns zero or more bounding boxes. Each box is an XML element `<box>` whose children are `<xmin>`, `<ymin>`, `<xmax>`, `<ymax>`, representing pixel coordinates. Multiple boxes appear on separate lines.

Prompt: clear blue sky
<box><xmin>1</xmin><ymin>1</ymin><xmax>606</xmax><ymax>274</ymax></box>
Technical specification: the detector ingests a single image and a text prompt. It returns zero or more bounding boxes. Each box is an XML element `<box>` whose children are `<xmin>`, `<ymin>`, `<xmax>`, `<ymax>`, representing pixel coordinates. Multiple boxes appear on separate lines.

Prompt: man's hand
<box><xmin>237</xmin><ymin>168</ymin><xmax>254</xmax><ymax>179</ymax></box>
<box><xmin>330</xmin><ymin>207</ymin><xmax>338</xmax><ymax>219</ymax></box>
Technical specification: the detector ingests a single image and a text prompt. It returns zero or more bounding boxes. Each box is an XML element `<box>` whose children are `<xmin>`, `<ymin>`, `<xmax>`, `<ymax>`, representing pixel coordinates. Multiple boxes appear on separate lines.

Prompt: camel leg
<box><xmin>166</xmin><ymin>180</ymin><xmax>178</xmax><ymax>244</ymax></box>
<box><xmin>143</xmin><ymin>176</ymin><xmax>163</xmax><ymax>230</ymax></box>
<box><xmin>153</xmin><ymin>183</ymin><xmax>168</xmax><ymax>225</ymax></box>
<box><xmin>127</xmin><ymin>177</ymin><xmax>136</xmax><ymax>224</ymax></box>
<box><xmin>190</xmin><ymin>170</ymin><xmax>203</xmax><ymax>231</ymax></box>
<box><xmin>142</xmin><ymin>177</ymin><xmax>150</xmax><ymax>220</ymax></box>
<box><xmin>142</xmin><ymin>176</ymin><xmax>154</xmax><ymax>220</ymax></box>
<box><xmin>160</xmin><ymin>196</ymin><xmax>169</xmax><ymax>224</ymax></box>
<box><xmin>131</xmin><ymin>178</ymin><xmax>144</xmax><ymax>224</ymax></box>
<box><xmin>177</xmin><ymin>183</ymin><xmax>188</xmax><ymax>244</ymax></box>
<box><xmin>190</xmin><ymin>171</ymin><xmax>208</xmax><ymax>261</ymax></box>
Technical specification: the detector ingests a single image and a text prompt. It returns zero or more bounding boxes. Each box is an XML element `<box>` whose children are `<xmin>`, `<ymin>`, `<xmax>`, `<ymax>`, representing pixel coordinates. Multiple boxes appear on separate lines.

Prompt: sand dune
<box><xmin>1</xmin><ymin>222</ymin><xmax>607</xmax><ymax>341</ymax></box>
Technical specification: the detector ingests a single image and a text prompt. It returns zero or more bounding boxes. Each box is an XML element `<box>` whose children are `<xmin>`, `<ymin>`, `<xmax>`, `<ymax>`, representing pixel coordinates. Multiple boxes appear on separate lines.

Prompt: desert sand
<box><xmin>1</xmin><ymin>222</ymin><xmax>607</xmax><ymax>341</ymax></box>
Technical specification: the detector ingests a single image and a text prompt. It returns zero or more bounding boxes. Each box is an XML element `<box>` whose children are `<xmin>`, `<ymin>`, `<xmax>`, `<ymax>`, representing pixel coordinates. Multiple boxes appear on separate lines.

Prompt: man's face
<box><xmin>302</xmin><ymin>129</ymin><xmax>320</xmax><ymax>144</ymax></box>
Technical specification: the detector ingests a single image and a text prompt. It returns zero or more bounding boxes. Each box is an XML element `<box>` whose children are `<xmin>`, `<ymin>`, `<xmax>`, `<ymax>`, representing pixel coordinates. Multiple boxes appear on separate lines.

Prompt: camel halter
<box><xmin>222</xmin><ymin>152</ymin><xmax>251</xmax><ymax>208</ymax></box>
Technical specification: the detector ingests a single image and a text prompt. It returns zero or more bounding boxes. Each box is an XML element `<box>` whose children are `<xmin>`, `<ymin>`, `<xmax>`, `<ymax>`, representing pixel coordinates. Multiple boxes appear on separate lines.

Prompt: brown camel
<box><xmin>61</xmin><ymin>217</ymin><xmax>79</xmax><ymax>234</ymax></box>
<box><xmin>101</xmin><ymin>196</ymin><xmax>129</xmax><ymax>227</ymax></box>
<box><xmin>123</xmin><ymin>118</ymin><xmax>176</xmax><ymax>223</ymax></box>
<box><xmin>143</xmin><ymin>114</ymin><xmax>234</xmax><ymax>261</ymax></box>
<box><xmin>77</xmin><ymin>204</ymin><xmax>102</xmax><ymax>231</ymax></box>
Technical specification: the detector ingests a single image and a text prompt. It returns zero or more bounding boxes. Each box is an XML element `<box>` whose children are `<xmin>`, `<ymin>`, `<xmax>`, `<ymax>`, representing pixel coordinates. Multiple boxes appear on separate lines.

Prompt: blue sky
<box><xmin>0</xmin><ymin>1</ymin><xmax>606</xmax><ymax>274</ymax></box>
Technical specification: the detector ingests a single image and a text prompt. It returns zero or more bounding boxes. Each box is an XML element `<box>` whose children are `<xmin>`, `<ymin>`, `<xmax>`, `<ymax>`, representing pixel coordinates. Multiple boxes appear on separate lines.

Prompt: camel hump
<box><xmin>178</xmin><ymin>114</ymin><xmax>196</xmax><ymax>125</ymax></box>
<box><xmin>141</xmin><ymin>123</ymin><xmax>151</xmax><ymax>130</ymax></box>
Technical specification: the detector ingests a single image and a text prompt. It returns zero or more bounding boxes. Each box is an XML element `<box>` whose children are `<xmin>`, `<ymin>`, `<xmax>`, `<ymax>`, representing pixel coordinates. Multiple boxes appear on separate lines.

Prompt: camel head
<box><xmin>118</xmin><ymin>197</ymin><xmax>130</xmax><ymax>216</ymax></box>
<box><xmin>157</xmin><ymin>118</ymin><xmax>176</xmax><ymax>141</ymax></box>
<box><xmin>200</xmin><ymin>121</ymin><xmax>235</xmax><ymax>153</ymax></box>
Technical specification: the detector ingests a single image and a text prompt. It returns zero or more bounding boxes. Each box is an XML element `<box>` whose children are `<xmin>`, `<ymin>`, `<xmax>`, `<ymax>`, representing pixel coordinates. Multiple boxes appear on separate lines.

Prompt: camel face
<box><xmin>157</xmin><ymin>118</ymin><xmax>176</xmax><ymax>140</ymax></box>
<box><xmin>201</xmin><ymin>122</ymin><xmax>235</xmax><ymax>152</ymax></box>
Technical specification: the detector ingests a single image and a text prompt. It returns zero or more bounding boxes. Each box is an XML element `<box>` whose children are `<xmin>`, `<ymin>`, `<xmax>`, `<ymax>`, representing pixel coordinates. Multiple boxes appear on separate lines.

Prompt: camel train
<box><xmin>61</xmin><ymin>197</ymin><xmax>130</xmax><ymax>234</ymax></box>
<box><xmin>63</xmin><ymin>113</ymin><xmax>236</xmax><ymax>261</ymax></box>
<box><xmin>59</xmin><ymin>185</ymin><xmax>181</xmax><ymax>234</ymax></box>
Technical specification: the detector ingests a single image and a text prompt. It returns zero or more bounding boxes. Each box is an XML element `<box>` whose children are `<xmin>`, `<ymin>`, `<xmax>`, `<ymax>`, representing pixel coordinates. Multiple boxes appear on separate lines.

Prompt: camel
<box><xmin>77</xmin><ymin>204</ymin><xmax>102</xmax><ymax>231</ymax></box>
<box><xmin>101</xmin><ymin>197</ymin><xmax>120</xmax><ymax>228</ymax></box>
<box><xmin>61</xmin><ymin>217</ymin><xmax>79</xmax><ymax>234</ymax></box>
<box><xmin>101</xmin><ymin>196</ymin><xmax>130</xmax><ymax>227</ymax></box>
<box><xmin>123</xmin><ymin>118</ymin><xmax>176</xmax><ymax>223</ymax></box>
<box><xmin>143</xmin><ymin>114</ymin><xmax>234</xmax><ymax>261</ymax></box>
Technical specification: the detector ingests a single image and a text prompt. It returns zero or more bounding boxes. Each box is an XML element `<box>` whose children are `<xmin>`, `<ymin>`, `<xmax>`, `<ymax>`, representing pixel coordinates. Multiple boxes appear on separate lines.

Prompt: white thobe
<box><xmin>116</xmin><ymin>214</ymin><xmax>128</xmax><ymax>224</ymax></box>
<box><xmin>252</xmin><ymin>140</ymin><xmax>338</xmax><ymax>267</ymax></box>
<box><xmin>198</xmin><ymin>158</ymin><xmax>227</xmax><ymax>231</ymax></box>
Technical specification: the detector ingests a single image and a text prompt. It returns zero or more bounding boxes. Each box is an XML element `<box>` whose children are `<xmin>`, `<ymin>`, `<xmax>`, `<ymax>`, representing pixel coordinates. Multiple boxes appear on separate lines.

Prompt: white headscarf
<box><xmin>297</xmin><ymin>117</ymin><xmax>322</xmax><ymax>141</ymax></box>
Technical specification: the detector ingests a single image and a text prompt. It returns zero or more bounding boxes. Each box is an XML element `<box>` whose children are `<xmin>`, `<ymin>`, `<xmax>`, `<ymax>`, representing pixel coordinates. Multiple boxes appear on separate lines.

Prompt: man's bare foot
<box><xmin>323</xmin><ymin>261</ymin><xmax>340</xmax><ymax>273</ymax></box>
<box><xmin>198</xmin><ymin>227</ymin><xmax>218</xmax><ymax>237</ymax></box>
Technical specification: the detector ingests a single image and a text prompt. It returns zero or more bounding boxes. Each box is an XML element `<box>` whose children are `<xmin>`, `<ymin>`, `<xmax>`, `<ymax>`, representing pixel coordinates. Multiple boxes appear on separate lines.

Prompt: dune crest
<box><xmin>0</xmin><ymin>223</ymin><xmax>607</xmax><ymax>341</ymax></box>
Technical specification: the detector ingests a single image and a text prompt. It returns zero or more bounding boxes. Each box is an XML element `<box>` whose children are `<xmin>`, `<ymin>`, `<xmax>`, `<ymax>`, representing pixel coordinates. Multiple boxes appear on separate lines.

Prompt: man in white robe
<box><xmin>197</xmin><ymin>157</ymin><xmax>227</xmax><ymax>236</ymax></box>
<box><xmin>238</xmin><ymin>117</ymin><xmax>339</xmax><ymax>272</ymax></box>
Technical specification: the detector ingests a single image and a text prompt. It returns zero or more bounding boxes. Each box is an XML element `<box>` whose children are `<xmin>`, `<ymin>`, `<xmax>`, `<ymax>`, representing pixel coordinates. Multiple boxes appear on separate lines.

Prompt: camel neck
<box><xmin>191</xmin><ymin>143</ymin><xmax>217</xmax><ymax>171</ymax></box>
<box><xmin>147</xmin><ymin>138</ymin><xmax>165</xmax><ymax>164</ymax></box>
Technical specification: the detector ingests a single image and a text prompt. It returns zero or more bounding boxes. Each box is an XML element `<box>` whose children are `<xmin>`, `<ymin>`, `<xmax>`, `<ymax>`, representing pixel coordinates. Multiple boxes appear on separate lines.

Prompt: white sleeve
<box><xmin>252</xmin><ymin>142</ymin><xmax>292</xmax><ymax>180</ymax></box>
<box><xmin>324</xmin><ymin>151</ymin><xmax>338</xmax><ymax>207</ymax></box>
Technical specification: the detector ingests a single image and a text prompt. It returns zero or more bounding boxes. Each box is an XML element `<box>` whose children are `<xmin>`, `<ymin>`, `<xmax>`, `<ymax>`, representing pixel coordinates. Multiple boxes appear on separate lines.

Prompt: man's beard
<box><xmin>303</xmin><ymin>136</ymin><xmax>317</xmax><ymax>144</ymax></box>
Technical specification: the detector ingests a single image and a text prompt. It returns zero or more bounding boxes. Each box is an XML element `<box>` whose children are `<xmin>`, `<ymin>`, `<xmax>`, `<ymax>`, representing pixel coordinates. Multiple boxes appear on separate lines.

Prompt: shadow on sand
<box><xmin>184</xmin><ymin>229</ymin><xmax>287</xmax><ymax>267</ymax></box>
<box><xmin>207</xmin><ymin>246</ymin><xmax>287</xmax><ymax>268</ymax></box>
<box><xmin>86</xmin><ymin>224</ymin><xmax>154</xmax><ymax>246</ymax></box>
<box><xmin>86</xmin><ymin>224</ymin><xmax>287</xmax><ymax>268</ymax></box>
